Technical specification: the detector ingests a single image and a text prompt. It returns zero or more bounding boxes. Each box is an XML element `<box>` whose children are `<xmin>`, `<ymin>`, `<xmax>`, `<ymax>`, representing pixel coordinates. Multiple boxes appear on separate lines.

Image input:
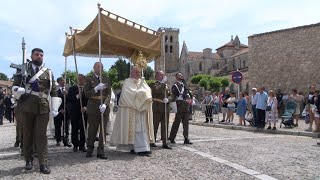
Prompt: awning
<box><xmin>63</xmin><ymin>8</ymin><xmax>162</xmax><ymax>61</ymax></box>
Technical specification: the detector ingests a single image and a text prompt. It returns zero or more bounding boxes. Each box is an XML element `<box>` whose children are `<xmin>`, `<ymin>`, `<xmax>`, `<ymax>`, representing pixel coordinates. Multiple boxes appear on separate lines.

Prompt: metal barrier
<box><xmin>191</xmin><ymin>103</ymin><xmax>219</xmax><ymax>122</ymax></box>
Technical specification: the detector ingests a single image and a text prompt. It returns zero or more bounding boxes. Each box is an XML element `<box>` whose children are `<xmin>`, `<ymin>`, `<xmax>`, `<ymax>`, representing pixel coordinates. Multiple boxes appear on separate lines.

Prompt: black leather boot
<box><xmin>25</xmin><ymin>160</ymin><xmax>33</xmax><ymax>170</ymax></box>
<box><xmin>40</xmin><ymin>164</ymin><xmax>51</xmax><ymax>174</ymax></box>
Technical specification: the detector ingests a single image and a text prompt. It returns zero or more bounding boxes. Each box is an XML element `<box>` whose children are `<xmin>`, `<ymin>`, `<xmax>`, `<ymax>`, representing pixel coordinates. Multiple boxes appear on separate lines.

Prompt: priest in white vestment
<box><xmin>110</xmin><ymin>66</ymin><xmax>155</xmax><ymax>156</ymax></box>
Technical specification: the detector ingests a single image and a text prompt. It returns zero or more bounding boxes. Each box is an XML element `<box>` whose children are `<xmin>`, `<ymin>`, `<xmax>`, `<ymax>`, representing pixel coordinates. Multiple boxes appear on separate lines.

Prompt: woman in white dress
<box><xmin>266</xmin><ymin>90</ymin><xmax>278</xmax><ymax>130</ymax></box>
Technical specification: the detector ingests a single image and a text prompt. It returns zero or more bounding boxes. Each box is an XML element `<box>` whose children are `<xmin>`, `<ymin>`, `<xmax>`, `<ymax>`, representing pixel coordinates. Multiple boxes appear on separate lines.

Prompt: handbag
<box><xmin>266</xmin><ymin>99</ymin><xmax>274</xmax><ymax>111</ymax></box>
<box><xmin>245</xmin><ymin>111</ymin><xmax>253</xmax><ymax>120</ymax></box>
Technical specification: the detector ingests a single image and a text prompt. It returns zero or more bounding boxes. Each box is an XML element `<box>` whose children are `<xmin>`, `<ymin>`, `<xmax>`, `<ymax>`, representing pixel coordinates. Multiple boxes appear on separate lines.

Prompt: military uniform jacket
<box><xmin>13</xmin><ymin>63</ymin><xmax>57</xmax><ymax>114</ymax></box>
<box><xmin>83</xmin><ymin>74</ymin><xmax>111</xmax><ymax>115</ymax></box>
<box><xmin>171</xmin><ymin>81</ymin><xmax>191</xmax><ymax>113</ymax></box>
<box><xmin>150</xmin><ymin>81</ymin><xmax>172</xmax><ymax>113</ymax></box>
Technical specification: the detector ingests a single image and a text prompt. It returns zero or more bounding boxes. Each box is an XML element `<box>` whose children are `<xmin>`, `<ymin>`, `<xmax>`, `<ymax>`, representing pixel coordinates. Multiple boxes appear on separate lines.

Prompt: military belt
<box><xmin>26</xmin><ymin>90</ymin><xmax>48</xmax><ymax>99</ymax></box>
<box><xmin>91</xmin><ymin>96</ymin><xmax>106</xmax><ymax>100</ymax></box>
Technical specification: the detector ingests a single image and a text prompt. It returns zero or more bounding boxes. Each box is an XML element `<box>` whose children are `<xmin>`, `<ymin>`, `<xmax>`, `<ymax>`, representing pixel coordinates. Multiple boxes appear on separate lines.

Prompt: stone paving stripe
<box><xmin>180</xmin><ymin>146</ymin><xmax>279</xmax><ymax>180</ymax></box>
<box><xmin>254</xmin><ymin>174</ymin><xmax>278</xmax><ymax>180</ymax></box>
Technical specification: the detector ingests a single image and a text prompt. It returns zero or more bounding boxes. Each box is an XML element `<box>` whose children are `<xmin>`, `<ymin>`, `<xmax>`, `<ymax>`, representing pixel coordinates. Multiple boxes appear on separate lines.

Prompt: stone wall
<box><xmin>248</xmin><ymin>23</ymin><xmax>320</xmax><ymax>94</ymax></box>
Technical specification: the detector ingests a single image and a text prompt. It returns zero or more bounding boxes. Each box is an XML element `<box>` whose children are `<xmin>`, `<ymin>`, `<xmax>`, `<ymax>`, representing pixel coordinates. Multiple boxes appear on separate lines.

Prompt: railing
<box><xmin>191</xmin><ymin>103</ymin><xmax>220</xmax><ymax>122</ymax></box>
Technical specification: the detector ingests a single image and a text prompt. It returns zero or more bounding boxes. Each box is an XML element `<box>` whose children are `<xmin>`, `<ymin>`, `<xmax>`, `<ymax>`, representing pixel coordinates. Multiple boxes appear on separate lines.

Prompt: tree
<box><xmin>144</xmin><ymin>66</ymin><xmax>154</xmax><ymax>80</ymax></box>
<box><xmin>190</xmin><ymin>74</ymin><xmax>230</xmax><ymax>92</ymax></box>
<box><xmin>61</xmin><ymin>70</ymin><xmax>77</xmax><ymax>86</ymax></box>
<box><xmin>0</xmin><ymin>73</ymin><xmax>9</xmax><ymax>81</ymax></box>
<box><xmin>107</xmin><ymin>68</ymin><xmax>118</xmax><ymax>85</ymax></box>
<box><xmin>110</xmin><ymin>58</ymin><xmax>131</xmax><ymax>81</ymax></box>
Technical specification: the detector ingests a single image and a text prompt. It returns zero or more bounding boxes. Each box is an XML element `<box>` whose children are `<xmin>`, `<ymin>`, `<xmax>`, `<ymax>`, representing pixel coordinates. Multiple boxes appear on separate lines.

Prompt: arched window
<box><xmin>170</xmin><ymin>36</ymin><xmax>173</xmax><ymax>42</ymax></box>
<box><xmin>170</xmin><ymin>46</ymin><xmax>173</xmax><ymax>53</ymax></box>
<box><xmin>199</xmin><ymin>62</ymin><xmax>203</xmax><ymax>71</ymax></box>
<box><xmin>165</xmin><ymin>45</ymin><xmax>168</xmax><ymax>53</ymax></box>
<box><xmin>165</xmin><ymin>36</ymin><xmax>168</xmax><ymax>42</ymax></box>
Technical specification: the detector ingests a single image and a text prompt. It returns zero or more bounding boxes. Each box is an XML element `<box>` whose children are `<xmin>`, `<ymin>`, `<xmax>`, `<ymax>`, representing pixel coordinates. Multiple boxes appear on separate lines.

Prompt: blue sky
<box><xmin>1</xmin><ymin>0</ymin><xmax>319</xmax><ymax>80</ymax></box>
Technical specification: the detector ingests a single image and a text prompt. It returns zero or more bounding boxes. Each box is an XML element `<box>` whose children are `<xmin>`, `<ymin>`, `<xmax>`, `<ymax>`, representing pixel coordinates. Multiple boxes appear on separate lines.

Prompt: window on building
<box><xmin>216</xmin><ymin>63</ymin><xmax>219</xmax><ymax>69</ymax></box>
<box><xmin>243</xmin><ymin>60</ymin><xmax>246</xmax><ymax>68</ymax></box>
<box><xmin>170</xmin><ymin>46</ymin><xmax>173</xmax><ymax>53</ymax></box>
<box><xmin>170</xmin><ymin>36</ymin><xmax>173</xmax><ymax>42</ymax></box>
<box><xmin>165</xmin><ymin>45</ymin><xmax>168</xmax><ymax>53</ymax></box>
<box><xmin>165</xmin><ymin>36</ymin><xmax>168</xmax><ymax>42</ymax></box>
<box><xmin>199</xmin><ymin>62</ymin><xmax>203</xmax><ymax>71</ymax></box>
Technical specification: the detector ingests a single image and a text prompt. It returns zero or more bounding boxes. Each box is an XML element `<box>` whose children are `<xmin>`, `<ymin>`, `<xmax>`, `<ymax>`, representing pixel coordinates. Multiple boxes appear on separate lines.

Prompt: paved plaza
<box><xmin>0</xmin><ymin>114</ymin><xmax>319</xmax><ymax>179</ymax></box>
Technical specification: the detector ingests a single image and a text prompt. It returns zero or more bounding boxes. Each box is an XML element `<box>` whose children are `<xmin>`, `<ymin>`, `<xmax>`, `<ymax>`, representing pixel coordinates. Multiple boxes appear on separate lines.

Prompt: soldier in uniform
<box><xmin>168</xmin><ymin>72</ymin><xmax>193</xmax><ymax>145</ymax></box>
<box><xmin>54</xmin><ymin>77</ymin><xmax>72</xmax><ymax>147</ymax></box>
<box><xmin>67</xmin><ymin>74</ymin><xmax>88</xmax><ymax>152</ymax></box>
<box><xmin>12</xmin><ymin>48</ymin><xmax>61</xmax><ymax>174</ymax></box>
<box><xmin>149</xmin><ymin>70</ymin><xmax>172</xmax><ymax>149</ymax></box>
<box><xmin>84</xmin><ymin>62</ymin><xmax>111</xmax><ymax>159</ymax></box>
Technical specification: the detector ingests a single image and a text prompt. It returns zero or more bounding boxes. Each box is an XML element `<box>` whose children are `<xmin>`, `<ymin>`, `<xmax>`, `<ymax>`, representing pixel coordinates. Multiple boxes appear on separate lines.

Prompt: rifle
<box><xmin>10</xmin><ymin>60</ymin><xmax>30</xmax><ymax>87</ymax></box>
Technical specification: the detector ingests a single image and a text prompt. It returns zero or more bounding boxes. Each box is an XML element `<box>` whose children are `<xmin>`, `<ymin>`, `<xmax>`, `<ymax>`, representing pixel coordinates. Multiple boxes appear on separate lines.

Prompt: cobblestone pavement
<box><xmin>0</xmin><ymin>116</ymin><xmax>319</xmax><ymax>180</ymax></box>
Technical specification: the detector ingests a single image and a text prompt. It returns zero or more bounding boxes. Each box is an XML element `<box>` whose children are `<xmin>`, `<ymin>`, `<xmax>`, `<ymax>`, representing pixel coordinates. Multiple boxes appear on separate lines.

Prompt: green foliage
<box><xmin>144</xmin><ymin>66</ymin><xmax>154</xmax><ymax>80</ymax></box>
<box><xmin>0</xmin><ymin>72</ymin><xmax>9</xmax><ymax>81</ymax></box>
<box><xmin>209</xmin><ymin>78</ymin><xmax>222</xmax><ymax>92</ymax></box>
<box><xmin>112</xmin><ymin>80</ymin><xmax>123</xmax><ymax>90</ymax></box>
<box><xmin>110</xmin><ymin>58</ymin><xmax>131</xmax><ymax>81</ymax></box>
<box><xmin>199</xmin><ymin>78</ymin><xmax>209</xmax><ymax>90</ymax></box>
<box><xmin>61</xmin><ymin>70</ymin><xmax>77</xmax><ymax>86</ymax></box>
<box><xmin>190</xmin><ymin>74</ymin><xmax>230</xmax><ymax>92</ymax></box>
<box><xmin>190</xmin><ymin>74</ymin><xmax>210</xmax><ymax>84</ymax></box>
<box><xmin>220</xmin><ymin>78</ymin><xmax>230</xmax><ymax>87</ymax></box>
<box><xmin>107</xmin><ymin>68</ymin><xmax>118</xmax><ymax>85</ymax></box>
<box><xmin>146</xmin><ymin>79</ymin><xmax>156</xmax><ymax>86</ymax></box>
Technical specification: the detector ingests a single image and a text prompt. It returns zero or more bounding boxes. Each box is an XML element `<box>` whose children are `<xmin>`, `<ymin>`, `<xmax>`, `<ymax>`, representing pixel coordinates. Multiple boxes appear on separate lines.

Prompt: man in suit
<box><xmin>67</xmin><ymin>74</ymin><xmax>88</xmax><ymax>152</ymax></box>
<box><xmin>149</xmin><ymin>70</ymin><xmax>172</xmax><ymax>149</ymax></box>
<box><xmin>84</xmin><ymin>62</ymin><xmax>111</xmax><ymax>159</ymax></box>
<box><xmin>168</xmin><ymin>72</ymin><xmax>193</xmax><ymax>145</ymax></box>
<box><xmin>54</xmin><ymin>77</ymin><xmax>72</xmax><ymax>147</ymax></box>
<box><xmin>12</xmin><ymin>48</ymin><xmax>60</xmax><ymax>174</ymax></box>
<box><xmin>0</xmin><ymin>88</ymin><xmax>4</xmax><ymax>125</ymax></box>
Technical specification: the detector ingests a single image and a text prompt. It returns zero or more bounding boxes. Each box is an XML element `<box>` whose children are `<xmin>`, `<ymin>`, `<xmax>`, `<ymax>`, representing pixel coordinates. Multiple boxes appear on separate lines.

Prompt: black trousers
<box><xmin>71</xmin><ymin>113</ymin><xmax>87</xmax><ymax>148</ymax></box>
<box><xmin>169</xmin><ymin>111</ymin><xmax>190</xmax><ymax>140</ymax></box>
<box><xmin>256</xmin><ymin>109</ymin><xmax>266</xmax><ymax>128</ymax></box>
<box><xmin>205</xmin><ymin>105</ymin><xmax>213</xmax><ymax>122</ymax></box>
<box><xmin>54</xmin><ymin>113</ymin><xmax>70</xmax><ymax>143</ymax></box>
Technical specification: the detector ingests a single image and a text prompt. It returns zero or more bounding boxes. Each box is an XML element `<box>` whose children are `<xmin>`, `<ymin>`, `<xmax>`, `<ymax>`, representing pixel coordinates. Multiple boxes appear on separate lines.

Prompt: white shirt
<box><xmin>32</xmin><ymin>63</ymin><xmax>43</xmax><ymax>72</ymax></box>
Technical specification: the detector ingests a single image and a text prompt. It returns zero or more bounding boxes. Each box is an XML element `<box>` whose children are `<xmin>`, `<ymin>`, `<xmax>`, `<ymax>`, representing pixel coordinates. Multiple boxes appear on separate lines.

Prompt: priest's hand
<box><xmin>94</xmin><ymin>83</ymin><xmax>107</xmax><ymax>93</ymax></box>
<box><xmin>163</xmin><ymin>98</ymin><xmax>169</xmax><ymax>103</ymax></box>
<box><xmin>99</xmin><ymin>104</ymin><xmax>107</xmax><ymax>113</ymax></box>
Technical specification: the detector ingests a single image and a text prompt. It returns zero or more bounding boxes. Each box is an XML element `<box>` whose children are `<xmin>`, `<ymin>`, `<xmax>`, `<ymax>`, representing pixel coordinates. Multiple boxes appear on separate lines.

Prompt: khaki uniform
<box><xmin>13</xmin><ymin>63</ymin><xmax>57</xmax><ymax>164</ymax></box>
<box><xmin>150</xmin><ymin>81</ymin><xmax>171</xmax><ymax>145</ymax></box>
<box><xmin>168</xmin><ymin>81</ymin><xmax>191</xmax><ymax>141</ymax></box>
<box><xmin>84</xmin><ymin>74</ymin><xmax>111</xmax><ymax>155</ymax></box>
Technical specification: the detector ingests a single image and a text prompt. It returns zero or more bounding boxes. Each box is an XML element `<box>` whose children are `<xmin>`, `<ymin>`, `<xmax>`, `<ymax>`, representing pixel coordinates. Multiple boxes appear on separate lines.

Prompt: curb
<box><xmin>190</xmin><ymin>121</ymin><xmax>320</xmax><ymax>138</ymax></box>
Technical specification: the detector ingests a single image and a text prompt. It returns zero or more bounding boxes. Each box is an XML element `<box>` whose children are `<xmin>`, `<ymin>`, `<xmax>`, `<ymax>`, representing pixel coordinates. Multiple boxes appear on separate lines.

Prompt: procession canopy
<box><xmin>63</xmin><ymin>7</ymin><xmax>162</xmax><ymax>61</ymax></box>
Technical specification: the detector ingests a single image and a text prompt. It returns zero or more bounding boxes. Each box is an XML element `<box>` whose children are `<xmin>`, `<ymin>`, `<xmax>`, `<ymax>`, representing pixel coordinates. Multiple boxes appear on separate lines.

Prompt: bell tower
<box><xmin>156</xmin><ymin>27</ymin><xmax>180</xmax><ymax>73</ymax></box>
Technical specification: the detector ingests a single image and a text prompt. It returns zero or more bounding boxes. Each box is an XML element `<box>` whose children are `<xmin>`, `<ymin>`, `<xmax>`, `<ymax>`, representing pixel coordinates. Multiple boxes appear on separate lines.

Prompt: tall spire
<box><xmin>231</xmin><ymin>35</ymin><xmax>233</xmax><ymax>41</ymax></box>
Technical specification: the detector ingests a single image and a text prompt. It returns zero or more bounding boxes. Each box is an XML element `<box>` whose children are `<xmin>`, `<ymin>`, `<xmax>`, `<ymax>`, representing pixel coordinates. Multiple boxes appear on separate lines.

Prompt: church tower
<box><xmin>155</xmin><ymin>27</ymin><xmax>180</xmax><ymax>73</ymax></box>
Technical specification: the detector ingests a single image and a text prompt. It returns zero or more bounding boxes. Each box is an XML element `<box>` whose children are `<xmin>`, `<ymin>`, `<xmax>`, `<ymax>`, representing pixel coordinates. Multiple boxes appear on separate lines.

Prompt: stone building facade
<box><xmin>179</xmin><ymin>35</ymin><xmax>249</xmax><ymax>93</ymax></box>
<box><xmin>248</xmin><ymin>23</ymin><xmax>320</xmax><ymax>94</ymax></box>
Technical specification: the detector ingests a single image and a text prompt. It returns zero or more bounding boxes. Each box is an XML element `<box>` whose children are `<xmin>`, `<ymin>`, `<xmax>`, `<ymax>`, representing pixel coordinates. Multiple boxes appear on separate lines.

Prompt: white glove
<box><xmin>94</xmin><ymin>83</ymin><xmax>107</xmax><ymax>93</ymax></box>
<box><xmin>50</xmin><ymin>110</ymin><xmax>59</xmax><ymax>118</ymax></box>
<box><xmin>99</xmin><ymin>104</ymin><xmax>107</xmax><ymax>113</ymax></box>
<box><xmin>163</xmin><ymin>98</ymin><xmax>169</xmax><ymax>103</ymax></box>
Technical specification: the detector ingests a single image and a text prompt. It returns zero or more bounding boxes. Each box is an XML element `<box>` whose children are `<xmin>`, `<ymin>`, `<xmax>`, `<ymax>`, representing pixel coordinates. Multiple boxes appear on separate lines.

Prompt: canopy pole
<box><xmin>63</xmin><ymin>55</ymin><xmax>67</xmax><ymax>140</ymax></box>
<box><xmin>98</xmin><ymin>3</ymin><xmax>106</xmax><ymax>145</ymax></box>
<box><xmin>68</xmin><ymin>28</ymin><xmax>88</xmax><ymax>141</ymax></box>
<box><xmin>162</xmin><ymin>31</ymin><xmax>168</xmax><ymax>143</ymax></box>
